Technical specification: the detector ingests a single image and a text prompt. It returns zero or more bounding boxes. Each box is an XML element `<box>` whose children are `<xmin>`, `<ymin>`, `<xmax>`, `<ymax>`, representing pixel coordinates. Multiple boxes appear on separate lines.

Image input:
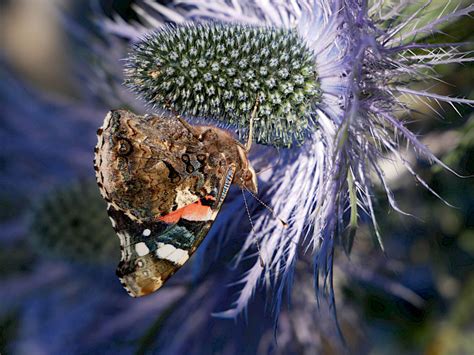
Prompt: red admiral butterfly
<box><xmin>94</xmin><ymin>110</ymin><xmax>257</xmax><ymax>297</ymax></box>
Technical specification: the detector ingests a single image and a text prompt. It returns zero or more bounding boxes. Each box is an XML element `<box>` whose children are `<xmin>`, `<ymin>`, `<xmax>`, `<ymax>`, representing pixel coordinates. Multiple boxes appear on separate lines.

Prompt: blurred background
<box><xmin>1</xmin><ymin>1</ymin><xmax>473</xmax><ymax>354</ymax></box>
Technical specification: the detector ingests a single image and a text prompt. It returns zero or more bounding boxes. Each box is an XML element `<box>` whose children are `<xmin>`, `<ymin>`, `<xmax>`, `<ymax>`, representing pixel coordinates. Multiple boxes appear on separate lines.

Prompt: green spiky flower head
<box><xmin>125</xmin><ymin>23</ymin><xmax>321</xmax><ymax>147</ymax></box>
<box><xmin>29</xmin><ymin>181</ymin><xmax>118</xmax><ymax>264</ymax></box>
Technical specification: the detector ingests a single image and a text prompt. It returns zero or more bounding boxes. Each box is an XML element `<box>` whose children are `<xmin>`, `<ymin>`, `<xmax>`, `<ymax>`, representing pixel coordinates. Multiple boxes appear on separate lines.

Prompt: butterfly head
<box><xmin>235</xmin><ymin>145</ymin><xmax>258</xmax><ymax>194</ymax></box>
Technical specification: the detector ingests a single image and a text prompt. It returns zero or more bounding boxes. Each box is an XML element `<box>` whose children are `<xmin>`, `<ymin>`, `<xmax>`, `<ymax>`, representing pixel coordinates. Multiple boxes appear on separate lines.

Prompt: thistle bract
<box><xmin>125</xmin><ymin>23</ymin><xmax>320</xmax><ymax>146</ymax></box>
<box><xmin>85</xmin><ymin>0</ymin><xmax>474</xmax><ymax>332</ymax></box>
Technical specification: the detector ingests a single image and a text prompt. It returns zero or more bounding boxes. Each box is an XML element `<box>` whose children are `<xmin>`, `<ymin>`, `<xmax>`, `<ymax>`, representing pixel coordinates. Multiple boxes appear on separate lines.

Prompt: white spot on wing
<box><xmin>155</xmin><ymin>243</ymin><xmax>190</xmax><ymax>265</ymax></box>
<box><xmin>103</xmin><ymin>111</ymin><xmax>112</xmax><ymax>130</ymax></box>
<box><xmin>168</xmin><ymin>249</ymin><xmax>189</xmax><ymax>265</ymax></box>
<box><xmin>175</xmin><ymin>188</ymin><xmax>199</xmax><ymax>209</ymax></box>
<box><xmin>156</xmin><ymin>244</ymin><xmax>175</xmax><ymax>259</ymax></box>
<box><xmin>117</xmin><ymin>231</ymin><xmax>131</xmax><ymax>259</ymax></box>
<box><xmin>109</xmin><ymin>217</ymin><xmax>117</xmax><ymax>228</ymax></box>
<box><xmin>135</xmin><ymin>242</ymin><xmax>150</xmax><ymax>256</ymax></box>
<box><xmin>142</xmin><ymin>229</ymin><xmax>151</xmax><ymax>236</ymax></box>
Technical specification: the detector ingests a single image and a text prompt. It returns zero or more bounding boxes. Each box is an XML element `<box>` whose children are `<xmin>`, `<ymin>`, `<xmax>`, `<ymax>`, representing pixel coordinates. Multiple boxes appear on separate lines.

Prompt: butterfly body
<box><xmin>94</xmin><ymin>110</ymin><xmax>256</xmax><ymax>297</ymax></box>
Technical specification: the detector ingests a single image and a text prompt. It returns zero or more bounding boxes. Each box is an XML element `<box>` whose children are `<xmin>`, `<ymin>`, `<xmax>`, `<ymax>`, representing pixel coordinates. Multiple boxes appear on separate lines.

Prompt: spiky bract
<box><xmin>84</xmin><ymin>0</ymin><xmax>474</xmax><ymax>328</ymax></box>
<box><xmin>125</xmin><ymin>23</ymin><xmax>320</xmax><ymax>147</ymax></box>
<box><xmin>29</xmin><ymin>181</ymin><xmax>118</xmax><ymax>264</ymax></box>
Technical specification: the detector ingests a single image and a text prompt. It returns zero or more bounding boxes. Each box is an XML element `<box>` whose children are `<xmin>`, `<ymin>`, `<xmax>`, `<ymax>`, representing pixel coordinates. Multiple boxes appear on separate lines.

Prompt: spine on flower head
<box><xmin>125</xmin><ymin>23</ymin><xmax>321</xmax><ymax>147</ymax></box>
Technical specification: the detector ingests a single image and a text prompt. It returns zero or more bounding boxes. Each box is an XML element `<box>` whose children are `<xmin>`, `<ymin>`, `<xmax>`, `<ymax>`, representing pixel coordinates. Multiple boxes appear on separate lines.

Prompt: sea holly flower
<box><xmin>89</xmin><ymin>0</ymin><xmax>473</xmax><ymax>321</ymax></box>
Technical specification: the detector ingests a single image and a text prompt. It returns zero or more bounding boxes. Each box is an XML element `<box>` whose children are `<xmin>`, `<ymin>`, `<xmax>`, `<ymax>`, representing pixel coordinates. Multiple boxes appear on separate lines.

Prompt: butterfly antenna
<box><xmin>256</xmin><ymin>148</ymin><xmax>281</xmax><ymax>176</ymax></box>
<box><xmin>243</xmin><ymin>186</ymin><xmax>288</xmax><ymax>228</ymax></box>
<box><xmin>245</xmin><ymin>94</ymin><xmax>261</xmax><ymax>152</ymax></box>
<box><xmin>241</xmin><ymin>188</ymin><xmax>265</xmax><ymax>268</ymax></box>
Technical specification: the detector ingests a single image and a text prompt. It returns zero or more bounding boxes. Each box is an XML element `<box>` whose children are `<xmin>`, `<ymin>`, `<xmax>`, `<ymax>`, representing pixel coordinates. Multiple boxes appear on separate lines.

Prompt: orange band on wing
<box><xmin>159</xmin><ymin>196</ymin><xmax>215</xmax><ymax>224</ymax></box>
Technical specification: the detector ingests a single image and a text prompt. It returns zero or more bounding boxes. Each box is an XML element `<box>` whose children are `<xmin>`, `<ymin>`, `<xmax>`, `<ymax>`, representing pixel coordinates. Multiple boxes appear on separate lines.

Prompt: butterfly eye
<box><xmin>117</xmin><ymin>139</ymin><xmax>132</xmax><ymax>156</ymax></box>
<box><xmin>243</xmin><ymin>170</ymin><xmax>253</xmax><ymax>181</ymax></box>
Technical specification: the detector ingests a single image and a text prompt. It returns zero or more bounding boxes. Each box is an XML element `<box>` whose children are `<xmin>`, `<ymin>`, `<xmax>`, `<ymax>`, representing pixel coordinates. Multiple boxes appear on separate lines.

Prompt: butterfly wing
<box><xmin>108</xmin><ymin>165</ymin><xmax>235</xmax><ymax>297</ymax></box>
<box><xmin>95</xmin><ymin>110</ymin><xmax>218</xmax><ymax>222</ymax></box>
<box><xmin>94</xmin><ymin>109</ymin><xmax>253</xmax><ymax>297</ymax></box>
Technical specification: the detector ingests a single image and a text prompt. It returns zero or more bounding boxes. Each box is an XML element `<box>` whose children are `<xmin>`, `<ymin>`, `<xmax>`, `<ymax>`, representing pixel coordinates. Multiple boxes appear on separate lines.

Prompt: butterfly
<box><xmin>94</xmin><ymin>109</ymin><xmax>257</xmax><ymax>297</ymax></box>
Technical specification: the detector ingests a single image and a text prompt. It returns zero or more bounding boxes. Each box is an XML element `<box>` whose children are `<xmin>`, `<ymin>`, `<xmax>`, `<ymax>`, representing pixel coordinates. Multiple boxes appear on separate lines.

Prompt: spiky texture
<box><xmin>79</xmin><ymin>0</ymin><xmax>474</xmax><ymax>330</ymax></box>
<box><xmin>125</xmin><ymin>23</ymin><xmax>320</xmax><ymax>146</ymax></box>
<box><xmin>29</xmin><ymin>181</ymin><xmax>118</xmax><ymax>264</ymax></box>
